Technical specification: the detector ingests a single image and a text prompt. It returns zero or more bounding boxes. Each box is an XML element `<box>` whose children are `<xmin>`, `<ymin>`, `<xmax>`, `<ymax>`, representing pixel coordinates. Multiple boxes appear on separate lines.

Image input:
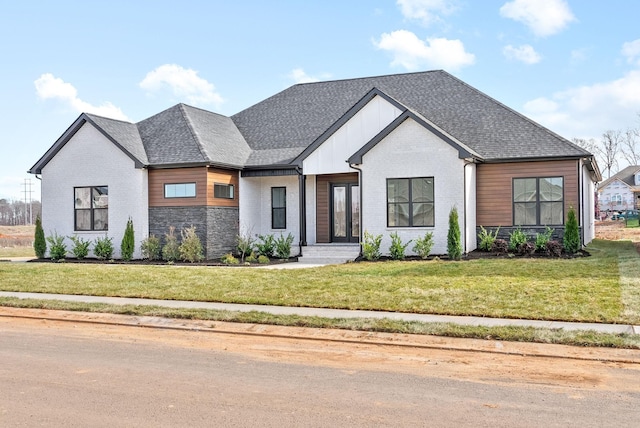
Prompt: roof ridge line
<box><xmin>178</xmin><ymin>104</ymin><xmax>210</xmax><ymax>163</ymax></box>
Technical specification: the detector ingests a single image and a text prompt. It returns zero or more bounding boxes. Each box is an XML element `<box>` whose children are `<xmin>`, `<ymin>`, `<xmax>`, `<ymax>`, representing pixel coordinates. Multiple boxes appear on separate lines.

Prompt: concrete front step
<box><xmin>298</xmin><ymin>244</ymin><xmax>360</xmax><ymax>265</ymax></box>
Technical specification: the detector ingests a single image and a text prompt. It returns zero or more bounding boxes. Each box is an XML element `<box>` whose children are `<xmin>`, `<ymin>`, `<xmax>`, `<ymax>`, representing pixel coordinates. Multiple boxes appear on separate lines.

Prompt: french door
<box><xmin>330</xmin><ymin>183</ymin><xmax>359</xmax><ymax>243</ymax></box>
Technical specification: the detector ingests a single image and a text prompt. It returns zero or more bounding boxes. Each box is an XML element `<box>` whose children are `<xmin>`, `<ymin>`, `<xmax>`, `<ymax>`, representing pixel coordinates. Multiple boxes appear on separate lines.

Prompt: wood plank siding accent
<box><xmin>476</xmin><ymin>160</ymin><xmax>579</xmax><ymax>227</ymax></box>
<box><xmin>149</xmin><ymin>167</ymin><xmax>239</xmax><ymax>207</ymax></box>
<box><xmin>206</xmin><ymin>167</ymin><xmax>239</xmax><ymax>207</ymax></box>
<box><xmin>316</xmin><ymin>173</ymin><xmax>358</xmax><ymax>243</ymax></box>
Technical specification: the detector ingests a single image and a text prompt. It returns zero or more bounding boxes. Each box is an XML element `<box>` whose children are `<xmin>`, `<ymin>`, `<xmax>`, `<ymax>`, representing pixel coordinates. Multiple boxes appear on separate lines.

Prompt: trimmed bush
<box><xmin>564</xmin><ymin>207</ymin><xmax>580</xmax><ymax>254</ymax></box>
<box><xmin>246</xmin><ymin>252</ymin><xmax>258</xmax><ymax>263</ymax></box>
<box><xmin>69</xmin><ymin>235</ymin><xmax>91</xmax><ymax>259</ymax></box>
<box><xmin>256</xmin><ymin>234</ymin><xmax>276</xmax><ymax>258</ymax></box>
<box><xmin>120</xmin><ymin>217</ymin><xmax>135</xmax><ymax>261</ymax></box>
<box><xmin>162</xmin><ymin>227</ymin><xmax>180</xmax><ymax>262</ymax></box>
<box><xmin>447</xmin><ymin>206</ymin><xmax>462</xmax><ymax>260</ymax></box>
<box><xmin>221</xmin><ymin>253</ymin><xmax>239</xmax><ymax>265</ymax></box>
<box><xmin>257</xmin><ymin>255</ymin><xmax>270</xmax><ymax>264</ymax></box>
<box><xmin>274</xmin><ymin>232</ymin><xmax>294</xmax><ymax>259</ymax></box>
<box><xmin>546</xmin><ymin>240</ymin><xmax>563</xmax><ymax>257</ymax></box>
<box><xmin>492</xmin><ymin>238</ymin><xmax>508</xmax><ymax>254</ymax></box>
<box><xmin>46</xmin><ymin>232</ymin><xmax>67</xmax><ymax>261</ymax></box>
<box><xmin>362</xmin><ymin>231</ymin><xmax>382</xmax><ymax>261</ymax></box>
<box><xmin>179</xmin><ymin>226</ymin><xmax>204</xmax><ymax>263</ymax></box>
<box><xmin>389</xmin><ymin>231</ymin><xmax>411</xmax><ymax>260</ymax></box>
<box><xmin>140</xmin><ymin>235</ymin><xmax>162</xmax><ymax>260</ymax></box>
<box><xmin>33</xmin><ymin>215</ymin><xmax>46</xmax><ymax>259</ymax></box>
<box><xmin>517</xmin><ymin>241</ymin><xmax>535</xmax><ymax>256</ymax></box>
<box><xmin>93</xmin><ymin>235</ymin><xmax>114</xmax><ymax>260</ymax></box>
<box><xmin>412</xmin><ymin>232</ymin><xmax>434</xmax><ymax>259</ymax></box>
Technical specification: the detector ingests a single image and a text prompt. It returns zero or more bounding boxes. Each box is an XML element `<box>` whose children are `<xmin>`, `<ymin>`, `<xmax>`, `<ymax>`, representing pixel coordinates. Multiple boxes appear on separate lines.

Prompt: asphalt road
<box><xmin>1</xmin><ymin>312</ymin><xmax>639</xmax><ymax>427</ymax></box>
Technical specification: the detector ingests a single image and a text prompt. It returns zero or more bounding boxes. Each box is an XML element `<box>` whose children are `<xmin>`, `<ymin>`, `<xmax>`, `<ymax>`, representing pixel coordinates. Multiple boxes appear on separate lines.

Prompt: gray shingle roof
<box><xmin>598</xmin><ymin>165</ymin><xmax>640</xmax><ymax>189</ymax></box>
<box><xmin>85</xmin><ymin>114</ymin><xmax>148</xmax><ymax>165</ymax></box>
<box><xmin>232</xmin><ymin>70</ymin><xmax>592</xmax><ymax>165</ymax></box>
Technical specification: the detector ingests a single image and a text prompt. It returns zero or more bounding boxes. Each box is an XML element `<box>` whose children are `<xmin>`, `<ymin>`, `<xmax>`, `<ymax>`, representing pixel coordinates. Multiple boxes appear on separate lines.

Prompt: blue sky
<box><xmin>2</xmin><ymin>0</ymin><xmax>640</xmax><ymax>201</ymax></box>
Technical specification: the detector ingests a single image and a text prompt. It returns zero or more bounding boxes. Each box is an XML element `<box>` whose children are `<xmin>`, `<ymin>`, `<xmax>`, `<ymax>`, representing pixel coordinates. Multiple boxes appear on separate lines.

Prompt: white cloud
<box><xmin>523</xmin><ymin>70</ymin><xmax>640</xmax><ymax>139</ymax></box>
<box><xmin>287</xmin><ymin>68</ymin><xmax>332</xmax><ymax>84</ymax></box>
<box><xmin>396</xmin><ymin>0</ymin><xmax>459</xmax><ymax>26</ymax></box>
<box><xmin>139</xmin><ymin>64</ymin><xmax>223</xmax><ymax>108</ymax></box>
<box><xmin>622</xmin><ymin>39</ymin><xmax>640</xmax><ymax>65</ymax></box>
<box><xmin>499</xmin><ymin>0</ymin><xmax>575</xmax><ymax>37</ymax></box>
<box><xmin>503</xmin><ymin>44</ymin><xmax>541</xmax><ymax>64</ymax></box>
<box><xmin>374</xmin><ymin>30</ymin><xmax>475</xmax><ymax>71</ymax></box>
<box><xmin>34</xmin><ymin>73</ymin><xmax>128</xmax><ymax>121</ymax></box>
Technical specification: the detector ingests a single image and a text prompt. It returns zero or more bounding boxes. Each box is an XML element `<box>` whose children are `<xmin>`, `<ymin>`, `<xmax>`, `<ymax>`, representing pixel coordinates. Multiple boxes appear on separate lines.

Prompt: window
<box><xmin>513</xmin><ymin>177</ymin><xmax>563</xmax><ymax>226</ymax></box>
<box><xmin>387</xmin><ymin>177</ymin><xmax>434</xmax><ymax>227</ymax></box>
<box><xmin>613</xmin><ymin>194</ymin><xmax>622</xmax><ymax>203</ymax></box>
<box><xmin>164</xmin><ymin>183</ymin><xmax>196</xmax><ymax>198</ymax></box>
<box><xmin>214</xmin><ymin>183</ymin><xmax>234</xmax><ymax>199</ymax></box>
<box><xmin>271</xmin><ymin>187</ymin><xmax>286</xmax><ymax>229</ymax></box>
<box><xmin>74</xmin><ymin>186</ymin><xmax>108</xmax><ymax>231</ymax></box>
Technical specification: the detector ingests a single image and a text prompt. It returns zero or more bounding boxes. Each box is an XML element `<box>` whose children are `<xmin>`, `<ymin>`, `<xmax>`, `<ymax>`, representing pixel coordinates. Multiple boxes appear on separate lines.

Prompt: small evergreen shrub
<box><xmin>256</xmin><ymin>234</ymin><xmax>276</xmax><ymax>258</ymax></box>
<box><xmin>120</xmin><ymin>217</ymin><xmax>135</xmax><ymax>261</ymax></box>
<box><xmin>221</xmin><ymin>253</ymin><xmax>239</xmax><ymax>264</ymax></box>
<box><xmin>257</xmin><ymin>255</ymin><xmax>270</xmax><ymax>264</ymax></box>
<box><xmin>179</xmin><ymin>226</ymin><xmax>204</xmax><ymax>263</ymax></box>
<box><xmin>140</xmin><ymin>235</ymin><xmax>162</xmax><ymax>260</ymax></box>
<box><xmin>447</xmin><ymin>206</ymin><xmax>462</xmax><ymax>261</ymax></box>
<box><xmin>546</xmin><ymin>240</ymin><xmax>563</xmax><ymax>257</ymax></box>
<box><xmin>478</xmin><ymin>226</ymin><xmax>500</xmax><ymax>252</ymax></box>
<box><xmin>274</xmin><ymin>232</ymin><xmax>294</xmax><ymax>259</ymax></box>
<box><xmin>517</xmin><ymin>241</ymin><xmax>535</xmax><ymax>256</ymax></box>
<box><xmin>389</xmin><ymin>231</ymin><xmax>411</xmax><ymax>260</ymax></box>
<box><xmin>162</xmin><ymin>227</ymin><xmax>180</xmax><ymax>262</ymax></box>
<box><xmin>34</xmin><ymin>215</ymin><xmax>46</xmax><ymax>259</ymax></box>
<box><xmin>362</xmin><ymin>231</ymin><xmax>382</xmax><ymax>261</ymax></box>
<box><xmin>46</xmin><ymin>232</ymin><xmax>67</xmax><ymax>261</ymax></box>
<box><xmin>412</xmin><ymin>232</ymin><xmax>434</xmax><ymax>259</ymax></box>
<box><xmin>69</xmin><ymin>235</ymin><xmax>91</xmax><ymax>259</ymax></box>
<box><xmin>93</xmin><ymin>235</ymin><xmax>114</xmax><ymax>260</ymax></box>
<box><xmin>236</xmin><ymin>228</ymin><xmax>255</xmax><ymax>262</ymax></box>
<box><xmin>492</xmin><ymin>238</ymin><xmax>508</xmax><ymax>254</ymax></box>
<box><xmin>563</xmin><ymin>207</ymin><xmax>580</xmax><ymax>254</ymax></box>
<box><xmin>246</xmin><ymin>252</ymin><xmax>258</xmax><ymax>263</ymax></box>
<box><xmin>508</xmin><ymin>227</ymin><xmax>528</xmax><ymax>252</ymax></box>
<box><xmin>535</xmin><ymin>227</ymin><xmax>554</xmax><ymax>252</ymax></box>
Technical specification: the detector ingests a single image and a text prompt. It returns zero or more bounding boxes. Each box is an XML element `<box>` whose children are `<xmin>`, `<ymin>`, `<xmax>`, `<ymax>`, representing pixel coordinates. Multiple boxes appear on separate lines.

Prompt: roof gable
<box><xmin>598</xmin><ymin>165</ymin><xmax>640</xmax><ymax>189</ymax></box>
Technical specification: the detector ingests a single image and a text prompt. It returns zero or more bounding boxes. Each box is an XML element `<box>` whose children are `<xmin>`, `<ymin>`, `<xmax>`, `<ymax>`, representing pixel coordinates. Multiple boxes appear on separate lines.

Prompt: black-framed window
<box><xmin>74</xmin><ymin>186</ymin><xmax>108</xmax><ymax>231</ymax></box>
<box><xmin>214</xmin><ymin>183</ymin><xmax>234</xmax><ymax>199</ymax></box>
<box><xmin>271</xmin><ymin>187</ymin><xmax>286</xmax><ymax>229</ymax></box>
<box><xmin>164</xmin><ymin>183</ymin><xmax>196</xmax><ymax>198</ymax></box>
<box><xmin>513</xmin><ymin>177</ymin><xmax>564</xmax><ymax>226</ymax></box>
<box><xmin>387</xmin><ymin>177</ymin><xmax>434</xmax><ymax>227</ymax></box>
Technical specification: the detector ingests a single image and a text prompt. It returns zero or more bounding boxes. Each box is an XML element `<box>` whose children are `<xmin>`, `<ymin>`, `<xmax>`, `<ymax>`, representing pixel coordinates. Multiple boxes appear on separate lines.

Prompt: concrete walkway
<box><xmin>1</xmin><ymin>291</ymin><xmax>638</xmax><ymax>335</ymax></box>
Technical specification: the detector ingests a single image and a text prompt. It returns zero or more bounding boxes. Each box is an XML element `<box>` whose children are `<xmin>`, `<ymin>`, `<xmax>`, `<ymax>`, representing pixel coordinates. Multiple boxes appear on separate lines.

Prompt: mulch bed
<box><xmin>28</xmin><ymin>257</ymin><xmax>299</xmax><ymax>267</ymax></box>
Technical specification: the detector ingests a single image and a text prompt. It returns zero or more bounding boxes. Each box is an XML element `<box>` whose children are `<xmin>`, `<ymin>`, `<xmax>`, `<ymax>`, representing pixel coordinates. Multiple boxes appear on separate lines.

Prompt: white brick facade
<box><xmin>41</xmin><ymin>122</ymin><xmax>148</xmax><ymax>258</ymax></box>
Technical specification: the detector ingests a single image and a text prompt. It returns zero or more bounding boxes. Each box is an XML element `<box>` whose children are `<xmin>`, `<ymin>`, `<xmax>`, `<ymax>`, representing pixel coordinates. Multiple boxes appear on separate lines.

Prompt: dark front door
<box><xmin>331</xmin><ymin>183</ymin><xmax>359</xmax><ymax>243</ymax></box>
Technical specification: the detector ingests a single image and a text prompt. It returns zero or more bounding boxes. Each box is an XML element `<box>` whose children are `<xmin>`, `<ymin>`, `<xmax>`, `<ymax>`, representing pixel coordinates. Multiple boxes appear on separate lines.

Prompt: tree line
<box><xmin>573</xmin><ymin>114</ymin><xmax>640</xmax><ymax>179</ymax></box>
<box><xmin>0</xmin><ymin>199</ymin><xmax>42</xmax><ymax>226</ymax></box>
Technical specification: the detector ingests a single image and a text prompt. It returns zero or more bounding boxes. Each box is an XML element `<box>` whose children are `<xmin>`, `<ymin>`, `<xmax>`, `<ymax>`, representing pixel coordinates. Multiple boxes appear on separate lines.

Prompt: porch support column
<box><xmin>297</xmin><ymin>168</ymin><xmax>307</xmax><ymax>247</ymax></box>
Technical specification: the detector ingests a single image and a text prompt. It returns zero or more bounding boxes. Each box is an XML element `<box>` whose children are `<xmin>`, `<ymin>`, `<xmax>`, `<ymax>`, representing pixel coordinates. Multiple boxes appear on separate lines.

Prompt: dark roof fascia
<box><xmin>147</xmin><ymin>162</ymin><xmax>211</xmax><ymax>170</ymax></box>
<box><xmin>481</xmin><ymin>155</ymin><xmax>587</xmax><ymax>163</ymax></box>
<box><xmin>28</xmin><ymin>113</ymin><xmax>146</xmax><ymax>175</ymax></box>
<box><xmin>348</xmin><ymin>110</ymin><xmax>479</xmax><ymax>165</ymax></box>
<box><xmin>291</xmin><ymin>88</ymin><xmax>407</xmax><ymax>166</ymax></box>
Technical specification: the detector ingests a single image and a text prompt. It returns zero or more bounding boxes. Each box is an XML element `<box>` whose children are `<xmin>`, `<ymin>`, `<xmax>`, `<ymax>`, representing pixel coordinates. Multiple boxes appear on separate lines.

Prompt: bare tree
<box><xmin>600</xmin><ymin>130</ymin><xmax>622</xmax><ymax>179</ymax></box>
<box><xmin>571</xmin><ymin>137</ymin><xmax>598</xmax><ymax>154</ymax></box>
<box><xmin>621</xmin><ymin>127</ymin><xmax>640</xmax><ymax>166</ymax></box>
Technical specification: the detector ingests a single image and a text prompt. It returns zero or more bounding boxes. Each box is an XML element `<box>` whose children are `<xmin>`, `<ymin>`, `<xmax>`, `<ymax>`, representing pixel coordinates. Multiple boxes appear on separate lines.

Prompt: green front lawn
<box><xmin>0</xmin><ymin>239</ymin><xmax>638</xmax><ymax>324</ymax></box>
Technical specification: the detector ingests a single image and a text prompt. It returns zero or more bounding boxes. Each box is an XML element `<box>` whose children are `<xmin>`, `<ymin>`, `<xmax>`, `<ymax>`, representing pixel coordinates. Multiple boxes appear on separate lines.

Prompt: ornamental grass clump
<box><xmin>477</xmin><ymin>226</ymin><xmax>499</xmax><ymax>252</ymax></box>
<box><xmin>535</xmin><ymin>226</ymin><xmax>554</xmax><ymax>252</ymax></box>
<box><xmin>508</xmin><ymin>227</ymin><xmax>528</xmax><ymax>252</ymax></box>
<box><xmin>236</xmin><ymin>228</ymin><xmax>255</xmax><ymax>263</ymax></box>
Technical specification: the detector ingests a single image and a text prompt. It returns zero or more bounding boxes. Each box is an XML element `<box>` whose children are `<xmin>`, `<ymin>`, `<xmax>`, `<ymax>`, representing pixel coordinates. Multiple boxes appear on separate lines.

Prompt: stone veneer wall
<box><xmin>149</xmin><ymin>206</ymin><xmax>239</xmax><ymax>259</ymax></box>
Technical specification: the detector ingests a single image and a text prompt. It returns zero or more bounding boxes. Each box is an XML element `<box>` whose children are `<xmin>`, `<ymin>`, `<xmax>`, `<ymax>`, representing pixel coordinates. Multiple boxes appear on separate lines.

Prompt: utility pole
<box><xmin>22</xmin><ymin>178</ymin><xmax>33</xmax><ymax>225</ymax></box>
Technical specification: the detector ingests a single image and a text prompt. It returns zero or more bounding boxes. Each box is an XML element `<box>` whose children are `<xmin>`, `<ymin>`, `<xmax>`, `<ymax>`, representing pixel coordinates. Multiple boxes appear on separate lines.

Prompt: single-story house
<box><xmin>29</xmin><ymin>70</ymin><xmax>601</xmax><ymax>260</ymax></box>
<box><xmin>596</xmin><ymin>165</ymin><xmax>640</xmax><ymax>214</ymax></box>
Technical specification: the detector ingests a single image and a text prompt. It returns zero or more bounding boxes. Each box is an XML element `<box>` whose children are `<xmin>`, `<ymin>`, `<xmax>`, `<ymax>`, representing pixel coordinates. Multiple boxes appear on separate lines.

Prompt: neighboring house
<box><xmin>29</xmin><ymin>70</ymin><xmax>601</xmax><ymax>259</ymax></box>
<box><xmin>596</xmin><ymin>165</ymin><xmax>640</xmax><ymax>214</ymax></box>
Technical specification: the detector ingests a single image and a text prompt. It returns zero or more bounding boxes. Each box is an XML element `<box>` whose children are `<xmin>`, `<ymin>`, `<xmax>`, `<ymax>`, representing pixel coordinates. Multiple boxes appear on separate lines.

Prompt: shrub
<box><xmin>412</xmin><ymin>232</ymin><xmax>434</xmax><ymax>259</ymax></box>
<box><xmin>93</xmin><ymin>235</ymin><xmax>114</xmax><ymax>260</ymax></box>
<box><xmin>69</xmin><ymin>235</ymin><xmax>91</xmax><ymax>259</ymax></box>
<box><xmin>257</xmin><ymin>255</ymin><xmax>270</xmax><ymax>264</ymax></box>
<box><xmin>140</xmin><ymin>235</ymin><xmax>162</xmax><ymax>260</ymax></box>
<box><xmin>508</xmin><ymin>227</ymin><xmax>528</xmax><ymax>252</ymax></box>
<box><xmin>477</xmin><ymin>226</ymin><xmax>499</xmax><ymax>252</ymax></box>
<box><xmin>162</xmin><ymin>227</ymin><xmax>180</xmax><ymax>262</ymax></box>
<box><xmin>46</xmin><ymin>232</ymin><xmax>67</xmax><ymax>261</ymax></box>
<box><xmin>447</xmin><ymin>206</ymin><xmax>462</xmax><ymax>261</ymax></box>
<box><xmin>120</xmin><ymin>217</ymin><xmax>135</xmax><ymax>261</ymax></box>
<box><xmin>221</xmin><ymin>253</ymin><xmax>239</xmax><ymax>265</ymax></box>
<box><xmin>179</xmin><ymin>226</ymin><xmax>204</xmax><ymax>263</ymax></box>
<box><xmin>492</xmin><ymin>238</ymin><xmax>508</xmax><ymax>254</ymax></box>
<box><xmin>517</xmin><ymin>241</ymin><xmax>535</xmax><ymax>256</ymax></box>
<box><xmin>362</xmin><ymin>231</ymin><xmax>382</xmax><ymax>261</ymax></box>
<box><xmin>274</xmin><ymin>232</ymin><xmax>294</xmax><ymax>259</ymax></box>
<box><xmin>389</xmin><ymin>231</ymin><xmax>411</xmax><ymax>260</ymax></box>
<box><xmin>563</xmin><ymin>207</ymin><xmax>580</xmax><ymax>254</ymax></box>
<box><xmin>256</xmin><ymin>234</ymin><xmax>276</xmax><ymax>258</ymax></box>
<box><xmin>34</xmin><ymin>215</ymin><xmax>46</xmax><ymax>259</ymax></box>
<box><xmin>246</xmin><ymin>252</ymin><xmax>258</xmax><ymax>263</ymax></box>
<box><xmin>236</xmin><ymin>228</ymin><xmax>255</xmax><ymax>262</ymax></box>
<box><xmin>535</xmin><ymin>227</ymin><xmax>554</xmax><ymax>252</ymax></box>
<box><xmin>546</xmin><ymin>240</ymin><xmax>563</xmax><ymax>257</ymax></box>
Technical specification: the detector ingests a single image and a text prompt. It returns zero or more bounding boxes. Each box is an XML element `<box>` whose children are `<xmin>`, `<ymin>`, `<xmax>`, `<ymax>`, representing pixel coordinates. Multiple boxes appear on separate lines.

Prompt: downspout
<box><xmin>348</xmin><ymin>162</ymin><xmax>363</xmax><ymax>257</ymax></box>
<box><xmin>296</xmin><ymin>167</ymin><xmax>307</xmax><ymax>256</ymax></box>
